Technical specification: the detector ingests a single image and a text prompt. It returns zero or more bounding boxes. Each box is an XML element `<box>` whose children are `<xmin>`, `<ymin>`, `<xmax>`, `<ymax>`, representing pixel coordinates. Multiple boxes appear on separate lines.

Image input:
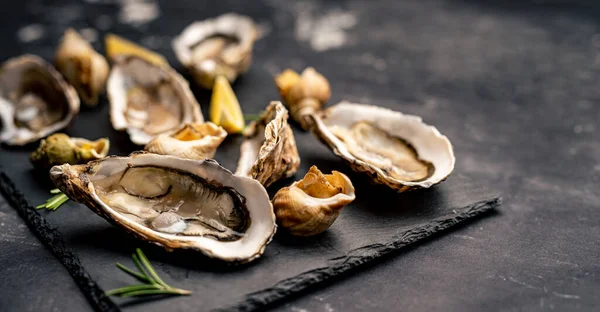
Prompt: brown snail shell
<box><xmin>55</xmin><ymin>28</ymin><xmax>109</xmax><ymax>107</ymax></box>
<box><xmin>275</xmin><ymin>67</ymin><xmax>331</xmax><ymax>130</ymax></box>
<box><xmin>272</xmin><ymin>166</ymin><xmax>355</xmax><ymax>236</ymax></box>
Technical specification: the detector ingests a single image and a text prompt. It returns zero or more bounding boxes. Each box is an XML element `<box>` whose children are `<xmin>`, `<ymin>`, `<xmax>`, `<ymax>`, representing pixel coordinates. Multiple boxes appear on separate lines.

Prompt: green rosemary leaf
<box><xmin>37</xmin><ymin>191</ymin><xmax>69</xmax><ymax>210</ymax></box>
<box><xmin>50</xmin><ymin>188</ymin><xmax>61</xmax><ymax>194</ymax></box>
<box><xmin>136</xmin><ymin>248</ymin><xmax>168</xmax><ymax>288</ymax></box>
<box><xmin>132</xmin><ymin>254</ymin><xmax>155</xmax><ymax>284</ymax></box>
<box><xmin>106</xmin><ymin>248</ymin><xmax>191</xmax><ymax>299</ymax></box>
<box><xmin>119</xmin><ymin>288</ymin><xmax>191</xmax><ymax>298</ymax></box>
<box><xmin>105</xmin><ymin>284</ymin><xmax>159</xmax><ymax>296</ymax></box>
<box><xmin>116</xmin><ymin>263</ymin><xmax>152</xmax><ymax>284</ymax></box>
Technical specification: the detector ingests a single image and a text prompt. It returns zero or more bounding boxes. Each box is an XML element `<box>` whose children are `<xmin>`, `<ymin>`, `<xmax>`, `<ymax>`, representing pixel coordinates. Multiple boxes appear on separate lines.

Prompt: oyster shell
<box><xmin>272</xmin><ymin>166</ymin><xmax>355</xmax><ymax>236</ymax></box>
<box><xmin>172</xmin><ymin>13</ymin><xmax>258</xmax><ymax>89</ymax></box>
<box><xmin>30</xmin><ymin>133</ymin><xmax>109</xmax><ymax>169</ymax></box>
<box><xmin>107</xmin><ymin>55</ymin><xmax>203</xmax><ymax>145</ymax></box>
<box><xmin>275</xmin><ymin>67</ymin><xmax>331</xmax><ymax>130</ymax></box>
<box><xmin>235</xmin><ymin>101</ymin><xmax>300</xmax><ymax>187</ymax></box>
<box><xmin>311</xmin><ymin>101</ymin><xmax>455</xmax><ymax>192</ymax></box>
<box><xmin>50</xmin><ymin>153</ymin><xmax>276</xmax><ymax>262</ymax></box>
<box><xmin>55</xmin><ymin>28</ymin><xmax>109</xmax><ymax>107</ymax></box>
<box><xmin>0</xmin><ymin>55</ymin><xmax>79</xmax><ymax>146</ymax></box>
<box><xmin>144</xmin><ymin>122</ymin><xmax>227</xmax><ymax>160</ymax></box>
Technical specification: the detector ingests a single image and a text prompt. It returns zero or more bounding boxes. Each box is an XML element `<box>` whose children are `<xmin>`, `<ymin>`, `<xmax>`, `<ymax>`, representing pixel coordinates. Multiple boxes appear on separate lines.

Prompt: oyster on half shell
<box><xmin>235</xmin><ymin>101</ymin><xmax>300</xmax><ymax>187</ymax></box>
<box><xmin>144</xmin><ymin>122</ymin><xmax>227</xmax><ymax>160</ymax></box>
<box><xmin>107</xmin><ymin>55</ymin><xmax>203</xmax><ymax>145</ymax></box>
<box><xmin>172</xmin><ymin>13</ymin><xmax>258</xmax><ymax>89</ymax></box>
<box><xmin>0</xmin><ymin>55</ymin><xmax>79</xmax><ymax>146</ymax></box>
<box><xmin>311</xmin><ymin>101</ymin><xmax>455</xmax><ymax>192</ymax></box>
<box><xmin>50</xmin><ymin>153</ymin><xmax>276</xmax><ymax>262</ymax></box>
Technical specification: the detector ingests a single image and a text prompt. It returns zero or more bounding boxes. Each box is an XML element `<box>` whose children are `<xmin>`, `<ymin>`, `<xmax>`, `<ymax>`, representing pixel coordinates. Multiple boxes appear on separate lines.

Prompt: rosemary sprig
<box><xmin>36</xmin><ymin>188</ymin><xmax>69</xmax><ymax>210</ymax></box>
<box><xmin>244</xmin><ymin>111</ymin><xmax>264</xmax><ymax>121</ymax></box>
<box><xmin>106</xmin><ymin>248</ymin><xmax>191</xmax><ymax>298</ymax></box>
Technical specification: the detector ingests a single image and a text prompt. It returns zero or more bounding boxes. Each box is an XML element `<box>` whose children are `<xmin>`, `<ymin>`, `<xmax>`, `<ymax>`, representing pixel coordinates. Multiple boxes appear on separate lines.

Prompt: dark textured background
<box><xmin>1</xmin><ymin>0</ymin><xmax>599</xmax><ymax>311</ymax></box>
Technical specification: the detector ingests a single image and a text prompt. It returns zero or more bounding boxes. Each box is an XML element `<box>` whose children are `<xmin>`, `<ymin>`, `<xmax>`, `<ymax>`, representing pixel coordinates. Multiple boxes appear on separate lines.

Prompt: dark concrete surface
<box><xmin>1</xmin><ymin>0</ymin><xmax>599</xmax><ymax>311</ymax></box>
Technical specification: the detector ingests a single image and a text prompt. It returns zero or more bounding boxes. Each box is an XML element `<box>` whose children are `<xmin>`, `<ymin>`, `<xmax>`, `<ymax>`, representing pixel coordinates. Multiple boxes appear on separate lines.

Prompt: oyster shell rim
<box><xmin>106</xmin><ymin>55</ymin><xmax>204</xmax><ymax>145</ymax></box>
<box><xmin>51</xmin><ymin>152</ymin><xmax>276</xmax><ymax>263</ymax></box>
<box><xmin>310</xmin><ymin>101</ymin><xmax>455</xmax><ymax>192</ymax></box>
<box><xmin>171</xmin><ymin>13</ymin><xmax>258</xmax><ymax>88</ymax></box>
<box><xmin>235</xmin><ymin>101</ymin><xmax>301</xmax><ymax>187</ymax></box>
<box><xmin>172</xmin><ymin>13</ymin><xmax>258</xmax><ymax>68</ymax></box>
<box><xmin>0</xmin><ymin>54</ymin><xmax>80</xmax><ymax>146</ymax></box>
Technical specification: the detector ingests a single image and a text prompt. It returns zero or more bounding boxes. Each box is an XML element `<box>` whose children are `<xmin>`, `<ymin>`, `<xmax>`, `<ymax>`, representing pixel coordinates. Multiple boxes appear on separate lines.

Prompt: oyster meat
<box><xmin>311</xmin><ymin>101</ymin><xmax>455</xmax><ymax>192</ymax></box>
<box><xmin>51</xmin><ymin>153</ymin><xmax>276</xmax><ymax>262</ymax></box>
<box><xmin>144</xmin><ymin>122</ymin><xmax>227</xmax><ymax>160</ymax></box>
<box><xmin>235</xmin><ymin>101</ymin><xmax>300</xmax><ymax>187</ymax></box>
<box><xmin>172</xmin><ymin>13</ymin><xmax>258</xmax><ymax>88</ymax></box>
<box><xmin>30</xmin><ymin>133</ymin><xmax>109</xmax><ymax>169</ymax></box>
<box><xmin>55</xmin><ymin>28</ymin><xmax>109</xmax><ymax>106</ymax></box>
<box><xmin>0</xmin><ymin>55</ymin><xmax>79</xmax><ymax>146</ymax></box>
<box><xmin>273</xmin><ymin>166</ymin><xmax>355</xmax><ymax>236</ymax></box>
<box><xmin>107</xmin><ymin>55</ymin><xmax>203</xmax><ymax>145</ymax></box>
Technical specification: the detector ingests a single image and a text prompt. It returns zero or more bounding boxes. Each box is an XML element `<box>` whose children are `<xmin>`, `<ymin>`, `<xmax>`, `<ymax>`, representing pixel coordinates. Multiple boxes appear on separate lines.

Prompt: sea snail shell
<box><xmin>272</xmin><ymin>166</ymin><xmax>355</xmax><ymax>236</ymax></box>
<box><xmin>275</xmin><ymin>67</ymin><xmax>331</xmax><ymax>131</ymax></box>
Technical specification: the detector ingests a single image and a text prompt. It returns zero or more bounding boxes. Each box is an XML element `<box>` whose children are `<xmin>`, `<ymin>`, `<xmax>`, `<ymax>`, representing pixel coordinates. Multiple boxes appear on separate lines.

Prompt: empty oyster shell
<box><xmin>50</xmin><ymin>153</ymin><xmax>276</xmax><ymax>262</ymax></box>
<box><xmin>144</xmin><ymin>122</ymin><xmax>227</xmax><ymax>160</ymax></box>
<box><xmin>235</xmin><ymin>101</ymin><xmax>300</xmax><ymax>187</ymax></box>
<box><xmin>311</xmin><ymin>101</ymin><xmax>455</xmax><ymax>192</ymax></box>
<box><xmin>107</xmin><ymin>55</ymin><xmax>203</xmax><ymax>145</ymax></box>
<box><xmin>30</xmin><ymin>133</ymin><xmax>109</xmax><ymax>169</ymax></box>
<box><xmin>273</xmin><ymin>166</ymin><xmax>355</xmax><ymax>236</ymax></box>
<box><xmin>0</xmin><ymin>55</ymin><xmax>79</xmax><ymax>146</ymax></box>
<box><xmin>55</xmin><ymin>28</ymin><xmax>109</xmax><ymax>106</ymax></box>
<box><xmin>275</xmin><ymin>67</ymin><xmax>331</xmax><ymax>130</ymax></box>
<box><xmin>172</xmin><ymin>13</ymin><xmax>258</xmax><ymax>89</ymax></box>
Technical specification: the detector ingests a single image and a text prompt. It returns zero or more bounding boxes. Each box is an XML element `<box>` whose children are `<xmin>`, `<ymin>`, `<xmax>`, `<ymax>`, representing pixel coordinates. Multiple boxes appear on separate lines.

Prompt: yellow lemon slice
<box><xmin>210</xmin><ymin>76</ymin><xmax>244</xmax><ymax>134</ymax></box>
<box><xmin>105</xmin><ymin>34</ymin><xmax>168</xmax><ymax>66</ymax></box>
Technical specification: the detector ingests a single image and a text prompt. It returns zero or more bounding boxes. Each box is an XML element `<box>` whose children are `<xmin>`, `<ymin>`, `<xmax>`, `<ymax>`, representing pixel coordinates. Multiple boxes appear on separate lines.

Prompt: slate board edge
<box><xmin>0</xmin><ymin>171</ymin><xmax>121</xmax><ymax>312</ymax></box>
<box><xmin>0</xmin><ymin>166</ymin><xmax>500</xmax><ymax>312</ymax></box>
<box><xmin>219</xmin><ymin>197</ymin><xmax>501</xmax><ymax>312</ymax></box>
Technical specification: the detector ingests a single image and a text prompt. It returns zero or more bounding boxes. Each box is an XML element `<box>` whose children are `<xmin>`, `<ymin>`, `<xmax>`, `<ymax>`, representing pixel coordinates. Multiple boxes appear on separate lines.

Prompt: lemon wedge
<box><xmin>105</xmin><ymin>34</ymin><xmax>168</xmax><ymax>66</ymax></box>
<box><xmin>210</xmin><ymin>76</ymin><xmax>245</xmax><ymax>134</ymax></box>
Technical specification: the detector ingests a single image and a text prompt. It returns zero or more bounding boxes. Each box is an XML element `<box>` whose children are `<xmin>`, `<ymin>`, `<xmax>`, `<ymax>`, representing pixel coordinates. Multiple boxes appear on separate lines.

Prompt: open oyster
<box><xmin>144</xmin><ymin>122</ymin><xmax>227</xmax><ymax>160</ymax></box>
<box><xmin>235</xmin><ymin>101</ymin><xmax>300</xmax><ymax>187</ymax></box>
<box><xmin>55</xmin><ymin>28</ymin><xmax>109</xmax><ymax>107</ymax></box>
<box><xmin>0</xmin><ymin>55</ymin><xmax>79</xmax><ymax>146</ymax></box>
<box><xmin>311</xmin><ymin>101</ymin><xmax>455</xmax><ymax>192</ymax></box>
<box><xmin>107</xmin><ymin>55</ymin><xmax>203</xmax><ymax>145</ymax></box>
<box><xmin>172</xmin><ymin>13</ymin><xmax>258</xmax><ymax>89</ymax></box>
<box><xmin>50</xmin><ymin>153</ymin><xmax>276</xmax><ymax>262</ymax></box>
<box><xmin>30</xmin><ymin>133</ymin><xmax>109</xmax><ymax>169</ymax></box>
<box><xmin>273</xmin><ymin>166</ymin><xmax>355</xmax><ymax>236</ymax></box>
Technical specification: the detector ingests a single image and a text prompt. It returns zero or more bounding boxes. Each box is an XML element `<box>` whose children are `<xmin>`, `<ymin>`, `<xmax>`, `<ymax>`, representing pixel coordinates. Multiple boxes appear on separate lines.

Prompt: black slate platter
<box><xmin>0</xmin><ymin>1</ymin><xmax>500</xmax><ymax>310</ymax></box>
<box><xmin>0</xmin><ymin>101</ymin><xmax>499</xmax><ymax>312</ymax></box>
